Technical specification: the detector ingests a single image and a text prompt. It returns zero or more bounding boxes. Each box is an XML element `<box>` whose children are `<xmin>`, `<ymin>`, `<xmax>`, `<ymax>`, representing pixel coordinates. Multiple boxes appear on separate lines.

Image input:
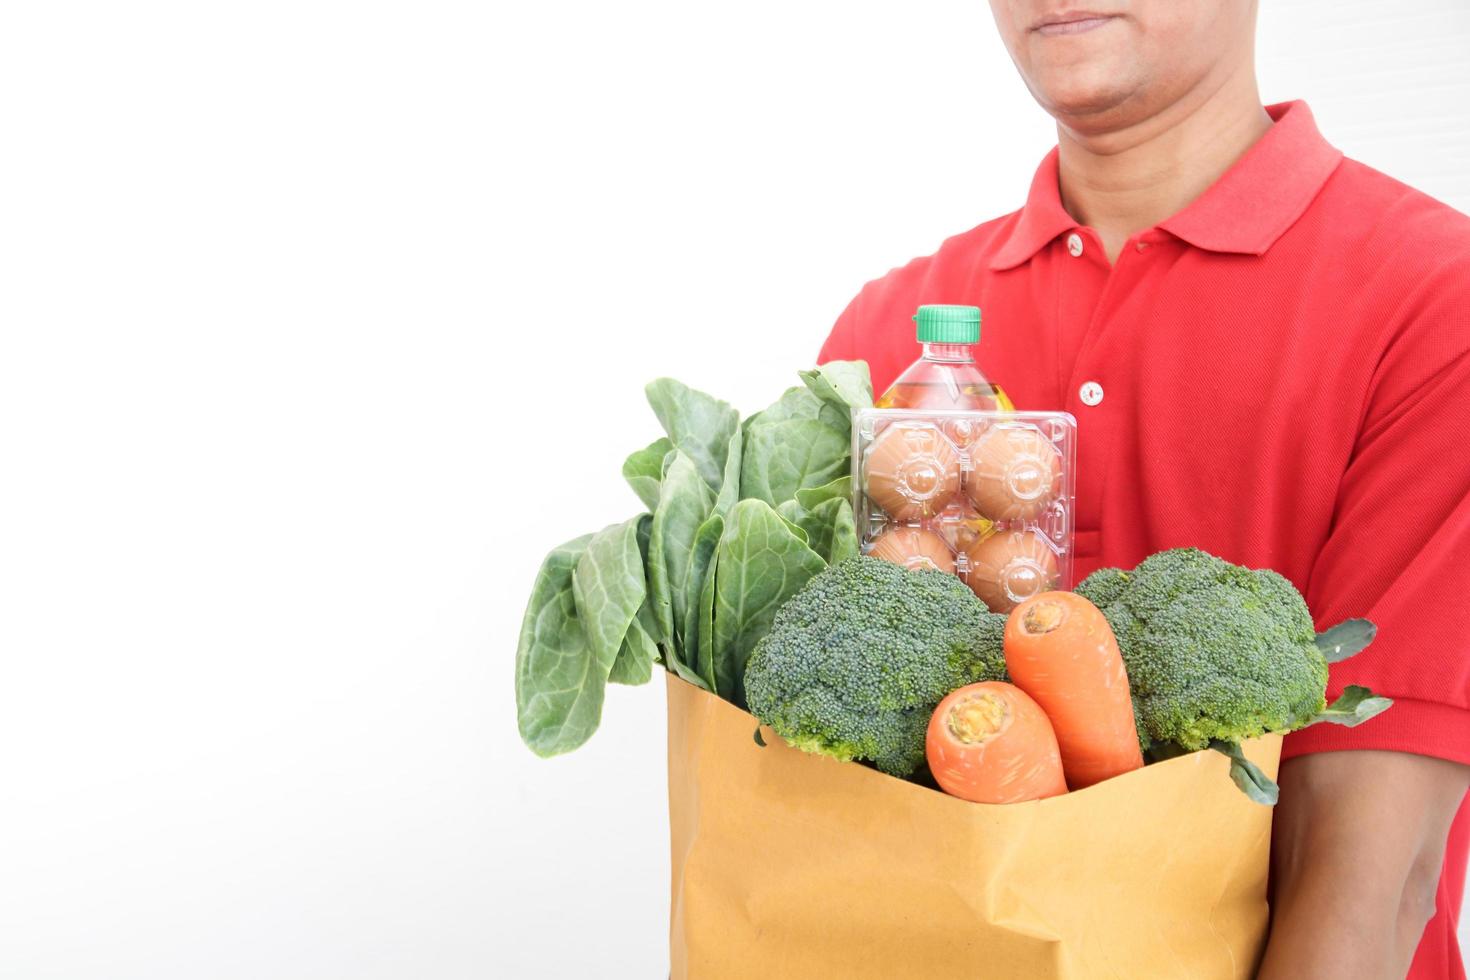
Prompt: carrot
<box><xmin>1003</xmin><ymin>591</ymin><xmax>1143</xmax><ymax>789</ymax></box>
<box><xmin>925</xmin><ymin>681</ymin><xmax>1068</xmax><ymax>804</ymax></box>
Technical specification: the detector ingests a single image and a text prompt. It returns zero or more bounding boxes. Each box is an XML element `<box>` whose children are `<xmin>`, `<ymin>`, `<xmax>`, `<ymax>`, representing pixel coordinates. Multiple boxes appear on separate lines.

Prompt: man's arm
<box><xmin>1256</xmin><ymin>750</ymin><xmax>1470</xmax><ymax>980</ymax></box>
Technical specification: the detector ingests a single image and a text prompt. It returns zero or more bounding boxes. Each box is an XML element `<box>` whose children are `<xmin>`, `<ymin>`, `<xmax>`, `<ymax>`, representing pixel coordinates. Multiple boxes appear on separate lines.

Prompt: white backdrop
<box><xmin>2</xmin><ymin>2</ymin><xmax>1467</xmax><ymax>978</ymax></box>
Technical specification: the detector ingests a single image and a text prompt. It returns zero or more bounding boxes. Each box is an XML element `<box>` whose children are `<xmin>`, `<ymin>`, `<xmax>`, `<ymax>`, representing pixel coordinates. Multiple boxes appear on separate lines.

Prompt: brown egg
<box><xmin>964</xmin><ymin>425</ymin><xmax>1062</xmax><ymax>523</ymax></box>
<box><xmin>868</xmin><ymin>526</ymin><xmax>957</xmax><ymax>575</ymax></box>
<box><xmin>963</xmin><ymin>529</ymin><xmax>1060</xmax><ymax>613</ymax></box>
<box><xmin>863</xmin><ymin>422</ymin><xmax>961</xmax><ymax>522</ymax></box>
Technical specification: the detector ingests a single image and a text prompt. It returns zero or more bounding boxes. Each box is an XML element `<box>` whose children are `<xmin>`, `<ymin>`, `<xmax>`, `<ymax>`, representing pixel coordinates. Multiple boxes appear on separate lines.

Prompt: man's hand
<box><xmin>1256</xmin><ymin>750</ymin><xmax>1470</xmax><ymax>980</ymax></box>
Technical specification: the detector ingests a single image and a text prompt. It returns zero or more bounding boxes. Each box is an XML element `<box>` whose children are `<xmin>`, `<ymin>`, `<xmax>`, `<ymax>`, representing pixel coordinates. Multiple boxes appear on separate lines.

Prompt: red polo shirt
<box><xmin>819</xmin><ymin>101</ymin><xmax>1470</xmax><ymax>977</ymax></box>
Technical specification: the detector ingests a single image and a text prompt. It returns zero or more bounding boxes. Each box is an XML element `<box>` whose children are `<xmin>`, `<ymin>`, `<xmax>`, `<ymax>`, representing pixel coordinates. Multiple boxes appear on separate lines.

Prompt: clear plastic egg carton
<box><xmin>851</xmin><ymin>409</ymin><xmax>1077</xmax><ymax>613</ymax></box>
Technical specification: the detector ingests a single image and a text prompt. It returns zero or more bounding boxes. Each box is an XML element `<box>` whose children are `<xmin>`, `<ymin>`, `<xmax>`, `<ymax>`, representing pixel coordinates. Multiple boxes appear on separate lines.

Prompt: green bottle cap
<box><xmin>914</xmin><ymin>304</ymin><xmax>980</xmax><ymax>344</ymax></box>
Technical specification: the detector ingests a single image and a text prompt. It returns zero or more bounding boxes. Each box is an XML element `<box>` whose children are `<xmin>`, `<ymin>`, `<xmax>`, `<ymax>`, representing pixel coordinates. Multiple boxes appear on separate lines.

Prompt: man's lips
<box><xmin>1032</xmin><ymin>12</ymin><xmax>1118</xmax><ymax>36</ymax></box>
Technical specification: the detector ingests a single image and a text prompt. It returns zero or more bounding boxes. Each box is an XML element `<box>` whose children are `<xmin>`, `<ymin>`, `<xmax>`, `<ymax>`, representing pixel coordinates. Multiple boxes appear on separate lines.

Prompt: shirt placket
<box><xmin>1055</xmin><ymin>229</ymin><xmax>1111</xmax><ymax>397</ymax></box>
<box><xmin>1053</xmin><ymin>228</ymin><xmax>1161</xmax><ymax>558</ymax></box>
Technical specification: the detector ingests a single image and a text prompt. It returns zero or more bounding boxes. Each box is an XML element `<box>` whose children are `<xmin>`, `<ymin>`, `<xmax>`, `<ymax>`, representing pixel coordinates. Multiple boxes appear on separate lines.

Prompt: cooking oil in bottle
<box><xmin>875</xmin><ymin>305</ymin><xmax>1014</xmax><ymax>412</ymax></box>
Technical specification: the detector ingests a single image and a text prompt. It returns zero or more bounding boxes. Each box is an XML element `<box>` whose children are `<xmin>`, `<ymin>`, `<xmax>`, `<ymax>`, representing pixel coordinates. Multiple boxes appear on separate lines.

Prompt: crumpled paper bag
<box><xmin>667</xmin><ymin>674</ymin><xmax>1281</xmax><ymax>980</ymax></box>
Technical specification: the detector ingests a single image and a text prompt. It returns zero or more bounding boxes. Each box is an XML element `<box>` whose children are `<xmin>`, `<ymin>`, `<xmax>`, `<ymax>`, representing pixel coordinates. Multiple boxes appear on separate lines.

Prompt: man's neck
<box><xmin>1055</xmin><ymin>66</ymin><xmax>1273</xmax><ymax>264</ymax></box>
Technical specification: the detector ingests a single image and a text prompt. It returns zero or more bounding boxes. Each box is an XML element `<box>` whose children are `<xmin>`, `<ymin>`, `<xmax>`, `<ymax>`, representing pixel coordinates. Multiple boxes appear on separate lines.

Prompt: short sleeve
<box><xmin>1284</xmin><ymin>259</ymin><xmax>1470</xmax><ymax>766</ymax></box>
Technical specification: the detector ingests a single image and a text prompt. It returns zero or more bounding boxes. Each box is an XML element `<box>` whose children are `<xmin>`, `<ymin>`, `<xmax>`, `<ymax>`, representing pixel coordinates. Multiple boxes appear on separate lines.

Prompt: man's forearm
<box><xmin>1255</xmin><ymin>750</ymin><xmax>1470</xmax><ymax>980</ymax></box>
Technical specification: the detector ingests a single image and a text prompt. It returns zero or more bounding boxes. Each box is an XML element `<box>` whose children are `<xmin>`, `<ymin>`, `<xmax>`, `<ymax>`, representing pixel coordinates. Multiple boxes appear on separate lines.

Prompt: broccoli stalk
<box><xmin>1076</xmin><ymin>548</ymin><xmax>1393</xmax><ymax>805</ymax></box>
<box><xmin>744</xmin><ymin>556</ymin><xmax>1008</xmax><ymax>778</ymax></box>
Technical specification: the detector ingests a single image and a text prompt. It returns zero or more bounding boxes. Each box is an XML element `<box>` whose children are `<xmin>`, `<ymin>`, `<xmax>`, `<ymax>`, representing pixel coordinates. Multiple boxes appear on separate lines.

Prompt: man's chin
<box><xmin>1037</xmin><ymin>82</ymin><xmax>1133</xmax><ymax>118</ymax></box>
<box><xmin>1032</xmin><ymin>78</ymin><xmax>1148</xmax><ymax>132</ymax></box>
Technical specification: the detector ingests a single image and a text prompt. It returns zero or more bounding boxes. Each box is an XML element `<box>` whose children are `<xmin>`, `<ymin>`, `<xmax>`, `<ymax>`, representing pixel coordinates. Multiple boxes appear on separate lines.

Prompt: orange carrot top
<box><xmin>926</xmin><ymin>681</ymin><xmax>1068</xmax><ymax>804</ymax></box>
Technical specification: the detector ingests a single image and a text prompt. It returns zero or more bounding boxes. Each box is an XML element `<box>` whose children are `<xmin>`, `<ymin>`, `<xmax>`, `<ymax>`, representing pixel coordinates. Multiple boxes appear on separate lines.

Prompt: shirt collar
<box><xmin>989</xmin><ymin>100</ymin><xmax>1344</xmax><ymax>271</ymax></box>
<box><xmin>988</xmin><ymin>148</ymin><xmax>1075</xmax><ymax>271</ymax></box>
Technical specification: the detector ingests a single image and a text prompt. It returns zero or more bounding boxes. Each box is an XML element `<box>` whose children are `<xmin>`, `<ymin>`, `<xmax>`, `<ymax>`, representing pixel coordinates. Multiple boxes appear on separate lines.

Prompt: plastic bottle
<box><xmin>875</xmin><ymin>305</ymin><xmax>1014</xmax><ymax>411</ymax></box>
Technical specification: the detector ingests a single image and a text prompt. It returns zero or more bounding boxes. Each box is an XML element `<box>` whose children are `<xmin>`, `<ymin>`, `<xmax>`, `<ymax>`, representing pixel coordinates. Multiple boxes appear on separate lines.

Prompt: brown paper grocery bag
<box><xmin>667</xmin><ymin>674</ymin><xmax>1281</xmax><ymax>980</ymax></box>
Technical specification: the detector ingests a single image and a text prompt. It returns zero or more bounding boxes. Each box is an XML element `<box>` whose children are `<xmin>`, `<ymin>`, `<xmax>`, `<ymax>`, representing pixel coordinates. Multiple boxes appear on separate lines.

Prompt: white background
<box><xmin>2</xmin><ymin>2</ymin><xmax>1468</xmax><ymax>977</ymax></box>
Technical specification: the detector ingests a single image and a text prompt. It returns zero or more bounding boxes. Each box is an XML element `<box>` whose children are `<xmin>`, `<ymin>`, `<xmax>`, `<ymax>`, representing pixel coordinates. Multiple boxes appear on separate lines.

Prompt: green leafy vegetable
<box><xmin>516</xmin><ymin>534</ymin><xmax>610</xmax><ymax>757</ymax></box>
<box><xmin>779</xmin><ymin>496</ymin><xmax>859</xmax><ymax>565</ymax></box>
<box><xmin>774</xmin><ymin>500</ymin><xmax>810</xmax><ymax>542</ymax></box>
<box><xmin>609</xmin><ymin>515</ymin><xmax>659</xmax><ymax>685</ymax></box>
<box><xmin>649</xmin><ymin>451</ymin><xmax>715</xmax><ymax>644</ymax></box>
<box><xmin>622</xmin><ymin>437</ymin><xmax>672</xmax><ymax>511</ymax></box>
<box><xmin>515</xmin><ymin>362</ymin><xmax>873</xmax><ymax>756</ymax></box>
<box><xmin>694</xmin><ymin>536</ymin><xmax>721</xmax><ymax>693</ymax></box>
<box><xmin>737</xmin><ymin>368</ymin><xmax>868</xmax><ymax>508</ymax></box>
<box><xmin>645</xmin><ymin>378</ymin><xmax>740</xmax><ymax>491</ymax></box>
<box><xmin>794</xmin><ymin>476</ymin><xmax>853</xmax><ymax>511</ymax></box>
<box><xmin>711</xmin><ymin>499</ymin><xmax>827</xmax><ymax>706</ymax></box>
<box><xmin>740</xmin><ymin>418</ymin><xmax>850</xmax><ymax>507</ymax></box>
<box><xmin>755</xmin><ymin>384</ymin><xmax>842</xmax><ymax>428</ymax></box>
<box><xmin>714</xmin><ymin>425</ymin><xmax>743</xmax><ymax>518</ymax></box>
<box><xmin>798</xmin><ymin>360</ymin><xmax>872</xmax><ymax>414</ymax></box>
<box><xmin>610</xmin><ymin>613</ymin><xmax>660</xmax><ymax>685</ymax></box>
<box><xmin>681</xmin><ymin>513</ymin><xmax>724</xmax><ymax>671</ymax></box>
<box><xmin>826</xmin><ymin>499</ymin><xmax>859</xmax><ymax>564</ymax></box>
<box><xmin>573</xmin><ymin>518</ymin><xmax>647</xmax><ymax>666</ymax></box>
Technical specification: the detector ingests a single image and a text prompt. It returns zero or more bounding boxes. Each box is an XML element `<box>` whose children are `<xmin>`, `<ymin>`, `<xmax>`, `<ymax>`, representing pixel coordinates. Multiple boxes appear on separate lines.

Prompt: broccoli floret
<box><xmin>1075</xmin><ymin>548</ymin><xmax>1329</xmax><ymax>753</ymax></box>
<box><xmin>744</xmin><ymin>556</ymin><xmax>1008</xmax><ymax>777</ymax></box>
<box><xmin>1070</xmin><ymin>565</ymin><xmax>1131</xmax><ymax>608</ymax></box>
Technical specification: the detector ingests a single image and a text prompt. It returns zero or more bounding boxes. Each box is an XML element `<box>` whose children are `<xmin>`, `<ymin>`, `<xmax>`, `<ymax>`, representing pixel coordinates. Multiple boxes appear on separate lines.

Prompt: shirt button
<box><xmin>1066</xmin><ymin>233</ymin><xmax>1084</xmax><ymax>258</ymax></box>
<box><xmin>1079</xmin><ymin>381</ymin><xmax>1104</xmax><ymax>406</ymax></box>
